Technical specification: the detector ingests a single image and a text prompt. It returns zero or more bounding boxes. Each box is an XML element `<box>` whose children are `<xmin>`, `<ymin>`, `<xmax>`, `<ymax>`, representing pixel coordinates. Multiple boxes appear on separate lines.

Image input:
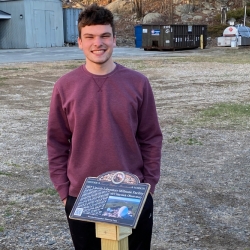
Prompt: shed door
<box><xmin>45</xmin><ymin>11</ymin><xmax>56</xmax><ymax>47</ymax></box>
<box><xmin>33</xmin><ymin>9</ymin><xmax>56</xmax><ymax>48</ymax></box>
<box><xmin>34</xmin><ymin>9</ymin><xmax>46</xmax><ymax>47</ymax></box>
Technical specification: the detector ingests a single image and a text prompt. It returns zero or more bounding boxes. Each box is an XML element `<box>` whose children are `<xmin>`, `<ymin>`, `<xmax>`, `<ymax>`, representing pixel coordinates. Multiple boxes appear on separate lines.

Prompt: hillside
<box><xmin>63</xmin><ymin>0</ymin><xmax>247</xmax><ymax>18</ymax></box>
<box><xmin>63</xmin><ymin>0</ymin><xmax>250</xmax><ymax>47</ymax></box>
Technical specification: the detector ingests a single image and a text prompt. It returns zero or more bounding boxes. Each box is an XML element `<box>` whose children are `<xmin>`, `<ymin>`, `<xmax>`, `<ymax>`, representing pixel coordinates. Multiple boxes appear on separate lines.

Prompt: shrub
<box><xmin>207</xmin><ymin>24</ymin><xmax>228</xmax><ymax>37</ymax></box>
<box><xmin>227</xmin><ymin>7</ymin><xmax>250</xmax><ymax>21</ymax></box>
<box><xmin>213</xmin><ymin>7</ymin><xmax>250</xmax><ymax>24</ymax></box>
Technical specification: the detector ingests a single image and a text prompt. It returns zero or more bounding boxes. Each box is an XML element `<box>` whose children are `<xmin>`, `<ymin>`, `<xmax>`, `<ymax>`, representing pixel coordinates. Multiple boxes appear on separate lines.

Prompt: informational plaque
<box><xmin>69</xmin><ymin>171</ymin><xmax>150</xmax><ymax>228</ymax></box>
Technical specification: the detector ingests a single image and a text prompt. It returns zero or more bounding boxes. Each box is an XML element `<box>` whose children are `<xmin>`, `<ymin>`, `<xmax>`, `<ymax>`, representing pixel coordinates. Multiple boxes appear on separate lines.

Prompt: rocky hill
<box><xmin>63</xmin><ymin>0</ymin><xmax>249</xmax><ymax>47</ymax></box>
<box><xmin>63</xmin><ymin>0</ymin><xmax>246</xmax><ymax>24</ymax></box>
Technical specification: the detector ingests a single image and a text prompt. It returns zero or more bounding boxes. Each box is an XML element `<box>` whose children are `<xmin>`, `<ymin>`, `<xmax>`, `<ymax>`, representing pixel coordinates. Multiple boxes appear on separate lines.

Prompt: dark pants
<box><xmin>65</xmin><ymin>194</ymin><xmax>153</xmax><ymax>250</ymax></box>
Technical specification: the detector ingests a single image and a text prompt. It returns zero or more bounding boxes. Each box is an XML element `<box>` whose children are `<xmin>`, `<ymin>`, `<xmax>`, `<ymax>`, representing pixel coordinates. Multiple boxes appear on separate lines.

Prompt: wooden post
<box><xmin>200</xmin><ymin>34</ymin><xmax>203</xmax><ymax>49</ymax></box>
<box><xmin>96</xmin><ymin>223</ymin><xmax>132</xmax><ymax>250</ymax></box>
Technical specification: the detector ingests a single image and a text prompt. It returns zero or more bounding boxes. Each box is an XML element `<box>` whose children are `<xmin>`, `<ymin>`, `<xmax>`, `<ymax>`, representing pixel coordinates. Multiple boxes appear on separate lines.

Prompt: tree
<box><xmin>133</xmin><ymin>0</ymin><xmax>143</xmax><ymax>18</ymax></box>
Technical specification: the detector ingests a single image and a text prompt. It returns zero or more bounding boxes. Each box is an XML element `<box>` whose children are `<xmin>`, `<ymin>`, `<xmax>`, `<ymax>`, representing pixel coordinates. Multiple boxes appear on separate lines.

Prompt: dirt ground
<box><xmin>0</xmin><ymin>47</ymin><xmax>250</xmax><ymax>249</ymax></box>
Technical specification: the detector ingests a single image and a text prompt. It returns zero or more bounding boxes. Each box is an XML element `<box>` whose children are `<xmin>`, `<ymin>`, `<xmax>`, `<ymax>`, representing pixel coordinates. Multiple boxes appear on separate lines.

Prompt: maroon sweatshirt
<box><xmin>47</xmin><ymin>63</ymin><xmax>162</xmax><ymax>200</ymax></box>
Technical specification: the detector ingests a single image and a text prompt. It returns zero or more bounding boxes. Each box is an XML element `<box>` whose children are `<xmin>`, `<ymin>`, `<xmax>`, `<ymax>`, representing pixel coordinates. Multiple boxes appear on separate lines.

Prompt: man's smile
<box><xmin>91</xmin><ymin>49</ymin><xmax>106</xmax><ymax>55</ymax></box>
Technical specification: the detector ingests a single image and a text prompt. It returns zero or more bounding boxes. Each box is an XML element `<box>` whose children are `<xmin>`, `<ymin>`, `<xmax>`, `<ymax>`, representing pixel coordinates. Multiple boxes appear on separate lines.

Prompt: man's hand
<box><xmin>63</xmin><ymin>198</ymin><xmax>67</xmax><ymax>206</ymax></box>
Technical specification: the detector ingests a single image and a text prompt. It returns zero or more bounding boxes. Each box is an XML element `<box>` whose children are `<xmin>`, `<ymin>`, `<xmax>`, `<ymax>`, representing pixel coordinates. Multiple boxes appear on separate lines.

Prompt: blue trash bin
<box><xmin>134</xmin><ymin>25</ymin><xmax>142</xmax><ymax>48</ymax></box>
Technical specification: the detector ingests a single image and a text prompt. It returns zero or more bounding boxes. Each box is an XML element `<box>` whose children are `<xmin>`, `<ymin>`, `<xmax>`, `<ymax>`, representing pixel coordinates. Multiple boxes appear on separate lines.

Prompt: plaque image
<box><xmin>69</xmin><ymin>171</ymin><xmax>150</xmax><ymax>228</ymax></box>
<box><xmin>102</xmin><ymin>196</ymin><xmax>140</xmax><ymax>220</ymax></box>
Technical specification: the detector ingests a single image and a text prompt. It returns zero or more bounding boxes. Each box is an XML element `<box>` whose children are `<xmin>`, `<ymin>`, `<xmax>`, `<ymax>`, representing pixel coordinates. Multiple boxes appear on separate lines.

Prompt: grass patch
<box><xmin>4</xmin><ymin>162</ymin><xmax>22</xmax><ymax>168</ymax></box>
<box><xmin>0</xmin><ymin>76</ymin><xmax>8</xmax><ymax>86</ymax></box>
<box><xmin>1</xmin><ymin>67</ymin><xmax>29</xmax><ymax>71</ymax></box>
<box><xmin>49</xmin><ymin>60</ymin><xmax>84</xmax><ymax>70</ymax></box>
<box><xmin>200</xmin><ymin>103</ymin><xmax>250</xmax><ymax>118</ymax></box>
<box><xmin>186</xmin><ymin>138</ymin><xmax>202</xmax><ymax>145</ymax></box>
<box><xmin>168</xmin><ymin>136</ymin><xmax>202</xmax><ymax>145</ymax></box>
<box><xmin>119</xmin><ymin>50</ymin><xmax>250</xmax><ymax>65</ymax></box>
<box><xmin>168</xmin><ymin>136</ymin><xmax>181</xmax><ymax>143</ymax></box>
<box><xmin>0</xmin><ymin>171</ymin><xmax>12</xmax><ymax>176</ymax></box>
<box><xmin>62</xmin><ymin>60</ymin><xmax>83</xmax><ymax>69</ymax></box>
<box><xmin>12</xmin><ymin>163</ymin><xmax>21</xmax><ymax>168</ymax></box>
<box><xmin>0</xmin><ymin>226</ymin><xmax>4</xmax><ymax>232</ymax></box>
<box><xmin>116</xmin><ymin>59</ymin><xmax>150</xmax><ymax>70</ymax></box>
<box><xmin>64</xmin><ymin>64</ymin><xmax>81</xmax><ymax>69</ymax></box>
<box><xmin>4</xmin><ymin>209</ymin><xmax>12</xmax><ymax>217</ymax></box>
<box><xmin>190</xmin><ymin>103</ymin><xmax>250</xmax><ymax>129</ymax></box>
<box><xmin>0</xmin><ymin>76</ymin><xmax>8</xmax><ymax>80</ymax></box>
<box><xmin>165</xmin><ymin>51</ymin><xmax>250</xmax><ymax>64</ymax></box>
<box><xmin>35</xmin><ymin>188</ymin><xmax>57</xmax><ymax>196</ymax></box>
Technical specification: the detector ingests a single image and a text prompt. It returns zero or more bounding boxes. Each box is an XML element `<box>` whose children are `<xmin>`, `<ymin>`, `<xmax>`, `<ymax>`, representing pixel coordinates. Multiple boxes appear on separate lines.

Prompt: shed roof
<box><xmin>0</xmin><ymin>10</ymin><xmax>11</xmax><ymax>19</ymax></box>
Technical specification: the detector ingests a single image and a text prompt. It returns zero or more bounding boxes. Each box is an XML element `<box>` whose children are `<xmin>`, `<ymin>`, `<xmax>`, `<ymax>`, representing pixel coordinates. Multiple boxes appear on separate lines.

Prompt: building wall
<box><xmin>0</xmin><ymin>0</ymin><xmax>64</xmax><ymax>49</ymax></box>
<box><xmin>0</xmin><ymin>1</ymin><xmax>27</xmax><ymax>49</ymax></box>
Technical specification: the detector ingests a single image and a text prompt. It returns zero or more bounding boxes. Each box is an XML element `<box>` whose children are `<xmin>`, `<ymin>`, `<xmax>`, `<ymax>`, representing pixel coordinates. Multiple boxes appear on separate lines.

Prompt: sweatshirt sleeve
<box><xmin>47</xmin><ymin>85</ymin><xmax>72</xmax><ymax>201</ymax></box>
<box><xmin>137</xmin><ymin>79</ymin><xmax>162</xmax><ymax>193</ymax></box>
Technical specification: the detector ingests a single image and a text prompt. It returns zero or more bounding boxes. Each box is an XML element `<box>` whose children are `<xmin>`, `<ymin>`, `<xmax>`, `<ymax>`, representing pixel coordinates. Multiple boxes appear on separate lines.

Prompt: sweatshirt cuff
<box><xmin>57</xmin><ymin>186</ymin><xmax>69</xmax><ymax>201</ymax></box>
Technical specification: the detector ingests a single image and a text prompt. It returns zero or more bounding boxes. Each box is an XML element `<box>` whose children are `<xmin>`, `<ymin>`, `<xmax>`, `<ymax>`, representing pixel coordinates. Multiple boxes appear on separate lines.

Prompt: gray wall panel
<box><xmin>0</xmin><ymin>1</ymin><xmax>27</xmax><ymax>49</ymax></box>
<box><xmin>0</xmin><ymin>0</ymin><xmax>63</xmax><ymax>48</ymax></box>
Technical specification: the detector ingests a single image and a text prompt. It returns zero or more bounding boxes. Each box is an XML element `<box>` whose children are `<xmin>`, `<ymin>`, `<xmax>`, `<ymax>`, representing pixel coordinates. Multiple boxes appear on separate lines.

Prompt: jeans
<box><xmin>65</xmin><ymin>193</ymin><xmax>153</xmax><ymax>250</ymax></box>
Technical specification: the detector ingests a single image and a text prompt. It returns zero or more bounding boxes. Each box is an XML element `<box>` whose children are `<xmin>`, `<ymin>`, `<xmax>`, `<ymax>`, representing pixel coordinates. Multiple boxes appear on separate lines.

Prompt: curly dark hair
<box><xmin>78</xmin><ymin>4</ymin><xmax>115</xmax><ymax>37</ymax></box>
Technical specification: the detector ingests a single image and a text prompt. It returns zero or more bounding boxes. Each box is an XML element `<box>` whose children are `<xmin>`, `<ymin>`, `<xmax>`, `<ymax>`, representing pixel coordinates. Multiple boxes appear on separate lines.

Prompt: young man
<box><xmin>47</xmin><ymin>4</ymin><xmax>162</xmax><ymax>250</ymax></box>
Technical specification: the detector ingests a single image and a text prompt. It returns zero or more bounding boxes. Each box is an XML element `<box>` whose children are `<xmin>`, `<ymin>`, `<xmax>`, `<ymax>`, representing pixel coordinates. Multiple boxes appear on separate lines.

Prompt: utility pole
<box><xmin>244</xmin><ymin>3</ymin><xmax>247</xmax><ymax>26</ymax></box>
<box><xmin>220</xmin><ymin>0</ymin><xmax>229</xmax><ymax>24</ymax></box>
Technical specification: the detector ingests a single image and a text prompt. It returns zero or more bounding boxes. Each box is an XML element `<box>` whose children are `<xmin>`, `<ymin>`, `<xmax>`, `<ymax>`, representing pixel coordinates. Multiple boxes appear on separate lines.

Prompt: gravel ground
<box><xmin>0</xmin><ymin>47</ymin><xmax>250</xmax><ymax>249</ymax></box>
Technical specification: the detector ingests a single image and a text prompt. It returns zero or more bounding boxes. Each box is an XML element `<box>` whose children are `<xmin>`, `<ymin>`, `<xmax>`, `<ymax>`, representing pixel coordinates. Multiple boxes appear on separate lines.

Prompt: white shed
<box><xmin>0</xmin><ymin>0</ymin><xmax>64</xmax><ymax>49</ymax></box>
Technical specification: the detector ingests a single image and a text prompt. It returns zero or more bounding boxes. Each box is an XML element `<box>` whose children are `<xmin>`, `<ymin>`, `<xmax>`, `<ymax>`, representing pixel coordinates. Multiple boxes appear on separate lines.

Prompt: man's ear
<box><xmin>78</xmin><ymin>37</ymin><xmax>82</xmax><ymax>49</ymax></box>
<box><xmin>113</xmin><ymin>36</ymin><xmax>117</xmax><ymax>47</ymax></box>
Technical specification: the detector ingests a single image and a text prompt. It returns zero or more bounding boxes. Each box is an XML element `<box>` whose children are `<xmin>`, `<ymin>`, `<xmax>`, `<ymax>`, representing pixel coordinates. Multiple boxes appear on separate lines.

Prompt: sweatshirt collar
<box><xmin>81</xmin><ymin>63</ymin><xmax>120</xmax><ymax>78</ymax></box>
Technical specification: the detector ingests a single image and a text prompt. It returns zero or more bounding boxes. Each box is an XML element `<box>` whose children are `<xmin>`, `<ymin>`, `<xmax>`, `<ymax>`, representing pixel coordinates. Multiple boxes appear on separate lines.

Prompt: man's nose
<box><xmin>93</xmin><ymin>36</ymin><xmax>103</xmax><ymax>46</ymax></box>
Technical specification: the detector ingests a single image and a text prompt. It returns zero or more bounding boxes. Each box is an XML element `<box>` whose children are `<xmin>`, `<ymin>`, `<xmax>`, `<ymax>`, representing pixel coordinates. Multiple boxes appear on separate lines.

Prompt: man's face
<box><xmin>78</xmin><ymin>24</ymin><xmax>116</xmax><ymax>67</ymax></box>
